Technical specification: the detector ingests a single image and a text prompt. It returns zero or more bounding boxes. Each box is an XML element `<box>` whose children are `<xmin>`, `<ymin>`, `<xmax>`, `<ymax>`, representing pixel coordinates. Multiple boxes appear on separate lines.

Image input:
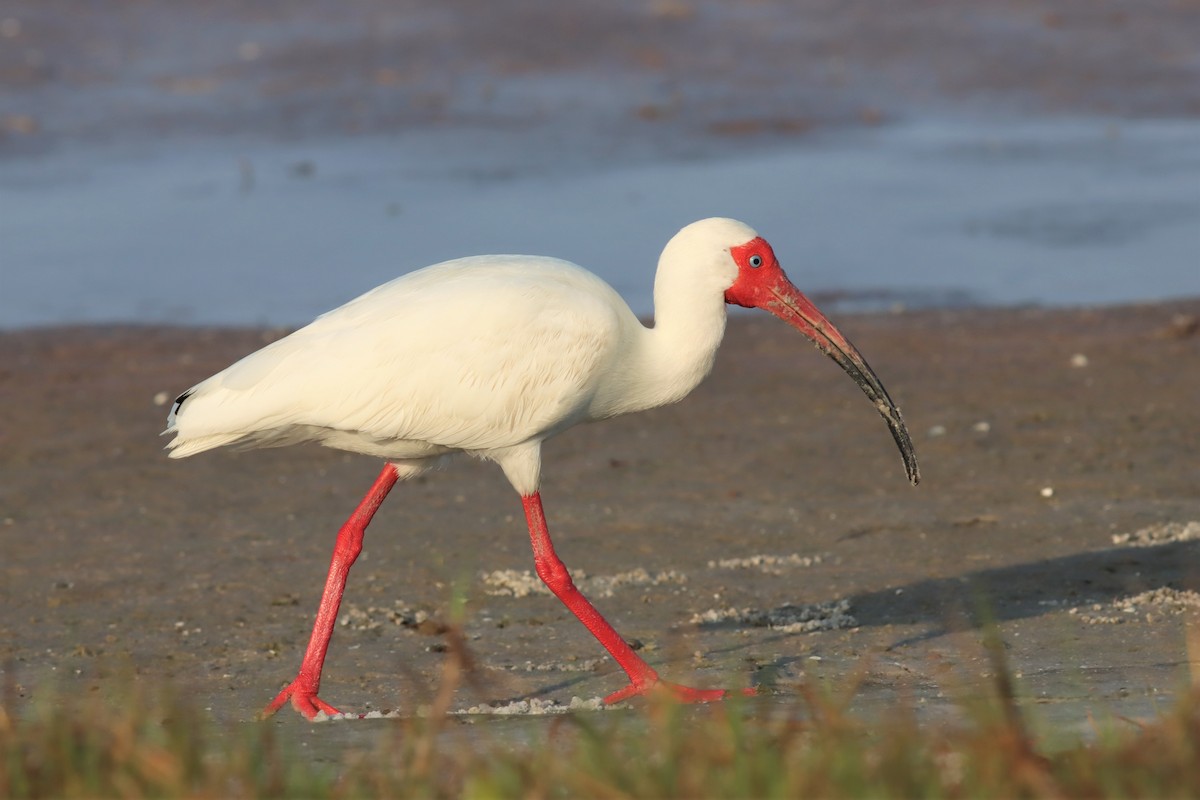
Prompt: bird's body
<box><xmin>166</xmin><ymin>218</ymin><xmax>919</xmax><ymax>719</ymax></box>
<box><xmin>170</xmin><ymin>244</ymin><xmax>732</xmax><ymax>493</ymax></box>
<box><xmin>170</xmin><ymin>257</ymin><xmax>627</xmax><ymax>457</ymax></box>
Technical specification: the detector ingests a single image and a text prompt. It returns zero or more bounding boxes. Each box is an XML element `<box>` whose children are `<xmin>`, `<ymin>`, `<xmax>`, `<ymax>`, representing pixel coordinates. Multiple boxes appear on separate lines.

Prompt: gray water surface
<box><xmin>2</xmin><ymin>117</ymin><xmax>1197</xmax><ymax>329</ymax></box>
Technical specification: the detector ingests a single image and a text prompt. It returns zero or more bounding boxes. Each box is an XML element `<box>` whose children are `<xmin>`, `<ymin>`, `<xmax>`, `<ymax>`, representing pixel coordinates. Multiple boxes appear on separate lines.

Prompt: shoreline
<box><xmin>2</xmin><ymin>299</ymin><xmax>1197</xmax><ymax>734</ymax></box>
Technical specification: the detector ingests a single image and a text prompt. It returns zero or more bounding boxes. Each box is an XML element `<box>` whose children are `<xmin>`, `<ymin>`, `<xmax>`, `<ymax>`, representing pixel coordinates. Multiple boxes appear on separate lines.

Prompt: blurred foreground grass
<box><xmin>3</xmin><ymin>631</ymin><xmax>1199</xmax><ymax>798</ymax></box>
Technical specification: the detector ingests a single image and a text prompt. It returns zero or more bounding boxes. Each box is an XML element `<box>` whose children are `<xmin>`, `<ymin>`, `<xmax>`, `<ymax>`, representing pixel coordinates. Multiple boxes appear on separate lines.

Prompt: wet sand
<box><xmin>5</xmin><ymin>0</ymin><xmax>1200</xmax><ymax>156</ymax></box>
<box><xmin>2</xmin><ymin>302</ymin><xmax>1198</xmax><ymax>738</ymax></box>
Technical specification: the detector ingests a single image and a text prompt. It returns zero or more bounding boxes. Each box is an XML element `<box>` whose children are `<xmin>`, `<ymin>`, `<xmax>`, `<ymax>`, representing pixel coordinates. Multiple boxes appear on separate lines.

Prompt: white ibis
<box><xmin>165</xmin><ymin>217</ymin><xmax>919</xmax><ymax>720</ymax></box>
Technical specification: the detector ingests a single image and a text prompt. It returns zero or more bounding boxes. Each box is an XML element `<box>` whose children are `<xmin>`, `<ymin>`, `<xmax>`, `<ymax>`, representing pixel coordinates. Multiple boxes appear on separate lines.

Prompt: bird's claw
<box><xmin>261</xmin><ymin>679</ymin><xmax>344</xmax><ymax>721</ymax></box>
<box><xmin>603</xmin><ymin>678</ymin><xmax>756</xmax><ymax>705</ymax></box>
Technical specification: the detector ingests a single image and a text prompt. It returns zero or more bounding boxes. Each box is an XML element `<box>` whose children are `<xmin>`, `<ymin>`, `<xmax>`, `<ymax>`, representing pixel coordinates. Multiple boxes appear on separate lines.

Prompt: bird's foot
<box><xmin>261</xmin><ymin>678</ymin><xmax>344</xmax><ymax>721</ymax></box>
<box><xmin>604</xmin><ymin>677</ymin><xmax>756</xmax><ymax>705</ymax></box>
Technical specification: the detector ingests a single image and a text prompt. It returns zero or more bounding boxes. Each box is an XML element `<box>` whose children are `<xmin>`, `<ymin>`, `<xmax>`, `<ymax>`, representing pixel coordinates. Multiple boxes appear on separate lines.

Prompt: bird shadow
<box><xmin>473</xmin><ymin>540</ymin><xmax>1200</xmax><ymax>704</ymax></box>
<box><xmin>846</xmin><ymin>539</ymin><xmax>1199</xmax><ymax>647</ymax></box>
<box><xmin>691</xmin><ymin>540</ymin><xmax>1199</xmax><ymax>651</ymax></box>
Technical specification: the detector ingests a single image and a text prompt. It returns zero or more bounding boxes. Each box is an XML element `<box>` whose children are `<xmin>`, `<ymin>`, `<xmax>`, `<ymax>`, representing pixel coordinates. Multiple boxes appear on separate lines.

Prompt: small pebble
<box><xmin>153</xmin><ymin>391</ymin><xmax>170</xmax><ymax>406</ymax></box>
<box><xmin>1070</xmin><ymin>353</ymin><xmax>1089</xmax><ymax>368</ymax></box>
<box><xmin>1040</xmin><ymin>486</ymin><xmax>1054</xmax><ymax>498</ymax></box>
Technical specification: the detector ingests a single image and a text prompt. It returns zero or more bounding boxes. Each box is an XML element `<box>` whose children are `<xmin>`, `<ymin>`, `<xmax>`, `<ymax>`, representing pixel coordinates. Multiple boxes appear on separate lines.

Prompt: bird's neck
<box><xmin>649</xmin><ymin>280</ymin><xmax>730</xmax><ymax>398</ymax></box>
<box><xmin>590</xmin><ymin>283</ymin><xmax>728</xmax><ymax>419</ymax></box>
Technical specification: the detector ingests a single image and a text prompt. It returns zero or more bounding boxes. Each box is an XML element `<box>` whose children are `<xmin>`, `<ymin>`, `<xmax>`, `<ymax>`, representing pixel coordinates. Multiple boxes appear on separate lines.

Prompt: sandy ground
<box><xmin>2</xmin><ymin>302</ymin><xmax>1198</xmax><ymax>743</ymax></box>
<box><xmin>1</xmin><ymin>0</ymin><xmax>1199</xmax><ymax>755</ymax></box>
<box><xmin>4</xmin><ymin>0</ymin><xmax>1200</xmax><ymax>159</ymax></box>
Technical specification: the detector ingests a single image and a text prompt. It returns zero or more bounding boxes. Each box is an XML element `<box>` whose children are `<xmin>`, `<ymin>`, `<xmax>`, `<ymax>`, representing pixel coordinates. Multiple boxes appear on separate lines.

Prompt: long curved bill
<box><xmin>763</xmin><ymin>281</ymin><xmax>921</xmax><ymax>486</ymax></box>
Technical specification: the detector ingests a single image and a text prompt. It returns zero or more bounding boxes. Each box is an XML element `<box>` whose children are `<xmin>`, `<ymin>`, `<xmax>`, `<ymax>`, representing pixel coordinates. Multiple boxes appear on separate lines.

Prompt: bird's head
<box><xmin>678</xmin><ymin>217</ymin><xmax>921</xmax><ymax>486</ymax></box>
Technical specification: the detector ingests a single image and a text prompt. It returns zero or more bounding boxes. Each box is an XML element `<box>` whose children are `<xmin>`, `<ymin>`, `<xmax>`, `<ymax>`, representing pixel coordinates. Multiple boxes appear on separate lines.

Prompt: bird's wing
<box><xmin>165</xmin><ymin>257</ymin><xmax>631</xmax><ymax>458</ymax></box>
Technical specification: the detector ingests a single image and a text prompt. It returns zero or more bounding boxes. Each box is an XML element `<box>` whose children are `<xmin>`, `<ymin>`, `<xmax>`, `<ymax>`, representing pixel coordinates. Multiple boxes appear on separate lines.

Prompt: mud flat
<box><xmin>1</xmin><ymin>301</ymin><xmax>1197</xmax><ymax>746</ymax></box>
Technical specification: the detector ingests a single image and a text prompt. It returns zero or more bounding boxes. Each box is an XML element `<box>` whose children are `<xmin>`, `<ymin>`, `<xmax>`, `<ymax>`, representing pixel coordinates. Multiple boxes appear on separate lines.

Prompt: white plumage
<box><xmin>164</xmin><ymin>217</ymin><xmax>918</xmax><ymax>719</ymax></box>
<box><xmin>167</xmin><ymin>219</ymin><xmax>752</xmax><ymax>494</ymax></box>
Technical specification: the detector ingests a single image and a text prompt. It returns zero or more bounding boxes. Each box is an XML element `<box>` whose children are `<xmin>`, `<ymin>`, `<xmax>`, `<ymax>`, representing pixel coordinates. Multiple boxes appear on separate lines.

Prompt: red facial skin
<box><xmin>726</xmin><ymin>237</ymin><xmax>920</xmax><ymax>487</ymax></box>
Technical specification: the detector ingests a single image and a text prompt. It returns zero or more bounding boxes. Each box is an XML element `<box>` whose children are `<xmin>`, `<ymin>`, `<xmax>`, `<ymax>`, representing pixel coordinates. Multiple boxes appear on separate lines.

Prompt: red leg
<box><xmin>521</xmin><ymin>492</ymin><xmax>751</xmax><ymax>704</ymax></box>
<box><xmin>263</xmin><ymin>464</ymin><xmax>400</xmax><ymax>720</ymax></box>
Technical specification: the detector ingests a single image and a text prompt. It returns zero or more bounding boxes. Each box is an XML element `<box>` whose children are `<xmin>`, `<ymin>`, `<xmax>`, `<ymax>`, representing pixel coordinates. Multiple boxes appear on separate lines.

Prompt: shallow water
<box><xmin>2</xmin><ymin>116</ymin><xmax>1197</xmax><ymax>329</ymax></box>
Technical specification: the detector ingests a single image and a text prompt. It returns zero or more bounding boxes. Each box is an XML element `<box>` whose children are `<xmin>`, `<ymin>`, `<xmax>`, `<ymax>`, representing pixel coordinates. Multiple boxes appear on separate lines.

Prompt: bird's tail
<box><xmin>161</xmin><ymin>428</ymin><xmax>245</xmax><ymax>458</ymax></box>
<box><xmin>161</xmin><ymin>386</ymin><xmax>244</xmax><ymax>458</ymax></box>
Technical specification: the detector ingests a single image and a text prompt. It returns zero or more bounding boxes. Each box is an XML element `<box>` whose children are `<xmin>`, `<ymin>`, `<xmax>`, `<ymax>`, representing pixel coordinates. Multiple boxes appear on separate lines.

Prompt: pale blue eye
<box><xmin>749</xmin><ymin>255</ymin><xmax>763</xmax><ymax>268</ymax></box>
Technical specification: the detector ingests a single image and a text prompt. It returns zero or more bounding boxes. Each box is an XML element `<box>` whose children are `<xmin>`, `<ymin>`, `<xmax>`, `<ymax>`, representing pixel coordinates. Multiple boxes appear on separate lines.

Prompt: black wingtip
<box><xmin>172</xmin><ymin>389</ymin><xmax>194</xmax><ymax>415</ymax></box>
